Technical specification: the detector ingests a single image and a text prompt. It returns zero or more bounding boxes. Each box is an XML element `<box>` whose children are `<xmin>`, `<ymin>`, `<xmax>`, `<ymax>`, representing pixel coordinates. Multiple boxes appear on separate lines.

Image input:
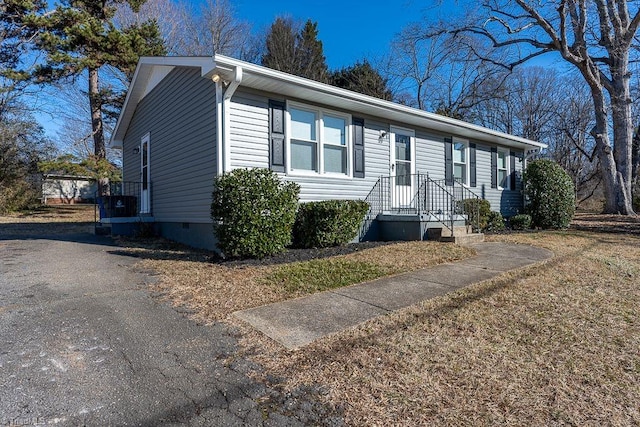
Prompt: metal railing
<box><xmin>364</xmin><ymin>173</ymin><xmax>482</xmax><ymax>234</ymax></box>
<box><xmin>94</xmin><ymin>181</ymin><xmax>149</xmax><ymax>223</ymax></box>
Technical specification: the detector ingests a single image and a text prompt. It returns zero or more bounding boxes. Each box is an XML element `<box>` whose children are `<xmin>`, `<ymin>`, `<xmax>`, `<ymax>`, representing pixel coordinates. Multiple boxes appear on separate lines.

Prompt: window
<box><xmin>497</xmin><ymin>150</ymin><xmax>509</xmax><ymax>189</ymax></box>
<box><xmin>453</xmin><ymin>141</ymin><xmax>467</xmax><ymax>184</ymax></box>
<box><xmin>290</xmin><ymin>107</ymin><xmax>318</xmax><ymax>172</ymax></box>
<box><xmin>288</xmin><ymin>103</ymin><xmax>350</xmax><ymax>176</ymax></box>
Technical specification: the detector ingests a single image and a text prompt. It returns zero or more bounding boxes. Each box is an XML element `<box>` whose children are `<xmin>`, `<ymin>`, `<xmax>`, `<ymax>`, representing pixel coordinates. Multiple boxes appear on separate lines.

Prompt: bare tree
<box><xmin>385</xmin><ymin>24</ymin><xmax>506</xmax><ymax>119</ymax></box>
<box><xmin>115</xmin><ymin>0</ymin><xmax>252</xmax><ymax>58</ymax></box>
<box><xmin>451</xmin><ymin>0</ymin><xmax>639</xmax><ymax>214</ymax></box>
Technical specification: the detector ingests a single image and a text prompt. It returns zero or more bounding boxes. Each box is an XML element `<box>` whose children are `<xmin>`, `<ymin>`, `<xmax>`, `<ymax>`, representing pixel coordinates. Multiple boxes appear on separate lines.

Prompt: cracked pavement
<box><xmin>0</xmin><ymin>230</ymin><xmax>324</xmax><ymax>426</ymax></box>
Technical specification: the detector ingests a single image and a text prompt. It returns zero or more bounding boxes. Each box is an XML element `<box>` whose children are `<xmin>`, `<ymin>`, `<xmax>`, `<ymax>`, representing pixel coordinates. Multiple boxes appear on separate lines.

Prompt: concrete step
<box><xmin>427</xmin><ymin>225</ymin><xmax>475</xmax><ymax>240</ymax></box>
<box><xmin>439</xmin><ymin>233</ymin><xmax>485</xmax><ymax>245</ymax></box>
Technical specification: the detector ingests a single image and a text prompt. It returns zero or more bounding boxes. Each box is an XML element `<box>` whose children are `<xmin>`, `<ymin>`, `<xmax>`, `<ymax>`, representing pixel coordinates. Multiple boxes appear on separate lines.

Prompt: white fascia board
<box><xmin>212</xmin><ymin>54</ymin><xmax>547</xmax><ymax>151</ymax></box>
<box><xmin>109</xmin><ymin>57</ymin><xmax>216</xmax><ymax>149</ymax></box>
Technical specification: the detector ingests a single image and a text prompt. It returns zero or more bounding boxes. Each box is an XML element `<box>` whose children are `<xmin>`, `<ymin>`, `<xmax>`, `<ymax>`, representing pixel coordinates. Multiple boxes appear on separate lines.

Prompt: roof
<box><xmin>110</xmin><ymin>55</ymin><xmax>547</xmax><ymax>151</ymax></box>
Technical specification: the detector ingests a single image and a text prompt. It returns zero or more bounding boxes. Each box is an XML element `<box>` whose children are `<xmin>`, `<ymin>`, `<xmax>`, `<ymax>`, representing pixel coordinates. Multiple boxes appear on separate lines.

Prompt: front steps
<box><xmin>427</xmin><ymin>226</ymin><xmax>485</xmax><ymax>245</ymax></box>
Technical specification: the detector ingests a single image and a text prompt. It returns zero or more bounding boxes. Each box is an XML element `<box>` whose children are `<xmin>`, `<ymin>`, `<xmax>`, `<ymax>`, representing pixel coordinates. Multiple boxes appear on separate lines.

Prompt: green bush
<box><xmin>461</xmin><ymin>198</ymin><xmax>492</xmax><ymax>231</ymax></box>
<box><xmin>509</xmin><ymin>214</ymin><xmax>532</xmax><ymax>230</ymax></box>
<box><xmin>486</xmin><ymin>211</ymin><xmax>505</xmax><ymax>231</ymax></box>
<box><xmin>211</xmin><ymin>168</ymin><xmax>299</xmax><ymax>259</ymax></box>
<box><xmin>293</xmin><ymin>200</ymin><xmax>370</xmax><ymax>248</ymax></box>
<box><xmin>0</xmin><ymin>181</ymin><xmax>40</xmax><ymax>214</ymax></box>
<box><xmin>524</xmin><ymin>159</ymin><xmax>575</xmax><ymax>229</ymax></box>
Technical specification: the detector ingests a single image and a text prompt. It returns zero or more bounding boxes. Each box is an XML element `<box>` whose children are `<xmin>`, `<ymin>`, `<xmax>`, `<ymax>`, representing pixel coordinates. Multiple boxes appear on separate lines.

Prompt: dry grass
<box><xmin>0</xmin><ymin>205</ymin><xmax>96</xmax><ymax>236</ymax></box>
<box><xmin>131</xmin><ymin>240</ymin><xmax>474</xmax><ymax>322</ymax></box>
<box><xmin>6</xmin><ymin>206</ymin><xmax>639</xmax><ymax>425</ymax></box>
<box><xmin>235</xmin><ymin>215</ymin><xmax>640</xmax><ymax>426</ymax></box>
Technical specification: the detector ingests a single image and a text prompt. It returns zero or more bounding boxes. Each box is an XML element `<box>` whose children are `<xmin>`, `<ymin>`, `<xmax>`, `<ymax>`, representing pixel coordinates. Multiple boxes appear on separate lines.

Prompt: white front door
<box><xmin>390</xmin><ymin>127</ymin><xmax>415</xmax><ymax>209</ymax></box>
<box><xmin>140</xmin><ymin>133</ymin><xmax>150</xmax><ymax>214</ymax></box>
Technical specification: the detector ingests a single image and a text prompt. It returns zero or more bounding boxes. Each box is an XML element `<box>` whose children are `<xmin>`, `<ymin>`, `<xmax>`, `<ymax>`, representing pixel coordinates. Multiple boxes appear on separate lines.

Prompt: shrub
<box><xmin>485</xmin><ymin>211</ymin><xmax>505</xmax><ymax>232</ymax></box>
<box><xmin>0</xmin><ymin>181</ymin><xmax>40</xmax><ymax>214</ymax></box>
<box><xmin>524</xmin><ymin>159</ymin><xmax>575</xmax><ymax>229</ymax></box>
<box><xmin>211</xmin><ymin>168</ymin><xmax>300</xmax><ymax>259</ymax></box>
<box><xmin>460</xmin><ymin>198</ymin><xmax>492</xmax><ymax>231</ymax></box>
<box><xmin>293</xmin><ymin>200</ymin><xmax>370</xmax><ymax>248</ymax></box>
<box><xmin>509</xmin><ymin>214</ymin><xmax>532</xmax><ymax>230</ymax></box>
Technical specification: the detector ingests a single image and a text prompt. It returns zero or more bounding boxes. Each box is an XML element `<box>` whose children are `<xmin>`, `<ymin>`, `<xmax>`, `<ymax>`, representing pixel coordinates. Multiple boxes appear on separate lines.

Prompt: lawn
<box><xmin>120</xmin><ymin>212</ymin><xmax>640</xmax><ymax>425</ymax></box>
<box><xmin>4</xmin><ymin>206</ymin><xmax>639</xmax><ymax>425</ymax></box>
<box><xmin>239</xmin><ymin>214</ymin><xmax>640</xmax><ymax>426</ymax></box>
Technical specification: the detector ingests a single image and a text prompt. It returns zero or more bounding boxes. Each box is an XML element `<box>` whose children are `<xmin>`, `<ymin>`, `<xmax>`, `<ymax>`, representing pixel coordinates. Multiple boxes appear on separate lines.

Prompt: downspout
<box><xmin>221</xmin><ymin>66</ymin><xmax>243</xmax><ymax>172</ymax></box>
<box><xmin>215</xmin><ymin>81</ymin><xmax>224</xmax><ymax>176</ymax></box>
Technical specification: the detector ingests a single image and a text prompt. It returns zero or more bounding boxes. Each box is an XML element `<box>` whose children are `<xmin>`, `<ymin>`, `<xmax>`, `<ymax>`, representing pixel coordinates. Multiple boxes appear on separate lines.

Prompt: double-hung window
<box><xmin>497</xmin><ymin>149</ymin><xmax>509</xmax><ymax>189</ymax></box>
<box><xmin>453</xmin><ymin>141</ymin><xmax>467</xmax><ymax>184</ymax></box>
<box><xmin>290</xmin><ymin>107</ymin><xmax>318</xmax><ymax>172</ymax></box>
<box><xmin>288</xmin><ymin>103</ymin><xmax>350</xmax><ymax>176</ymax></box>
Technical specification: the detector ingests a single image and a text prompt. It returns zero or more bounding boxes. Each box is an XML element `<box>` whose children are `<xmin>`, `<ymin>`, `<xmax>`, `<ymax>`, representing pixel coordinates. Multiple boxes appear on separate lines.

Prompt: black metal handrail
<box><xmin>363</xmin><ymin>173</ymin><xmax>482</xmax><ymax>234</ymax></box>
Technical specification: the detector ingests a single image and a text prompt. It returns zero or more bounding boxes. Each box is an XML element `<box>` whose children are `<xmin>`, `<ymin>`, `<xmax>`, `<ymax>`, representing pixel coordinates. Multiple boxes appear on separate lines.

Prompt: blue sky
<box><xmin>233</xmin><ymin>0</ymin><xmax>457</xmax><ymax>69</ymax></box>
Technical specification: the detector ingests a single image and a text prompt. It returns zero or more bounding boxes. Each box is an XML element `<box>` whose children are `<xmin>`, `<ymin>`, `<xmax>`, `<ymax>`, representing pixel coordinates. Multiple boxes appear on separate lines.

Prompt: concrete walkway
<box><xmin>234</xmin><ymin>242</ymin><xmax>553</xmax><ymax>350</ymax></box>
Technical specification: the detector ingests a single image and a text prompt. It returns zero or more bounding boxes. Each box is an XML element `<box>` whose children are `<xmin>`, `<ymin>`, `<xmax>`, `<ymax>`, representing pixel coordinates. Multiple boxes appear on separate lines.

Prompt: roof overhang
<box><xmin>110</xmin><ymin>57</ymin><xmax>216</xmax><ymax>148</ymax></box>
<box><xmin>110</xmin><ymin>55</ymin><xmax>547</xmax><ymax>152</ymax></box>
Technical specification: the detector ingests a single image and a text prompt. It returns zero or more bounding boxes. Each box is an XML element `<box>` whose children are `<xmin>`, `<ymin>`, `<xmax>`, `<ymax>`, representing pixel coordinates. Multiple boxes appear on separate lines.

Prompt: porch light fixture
<box><xmin>211</xmin><ymin>73</ymin><xmax>222</xmax><ymax>83</ymax></box>
<box><xmin>379</xmin><ymin>130</ymin><xmax>388</xmax><ymax>142</ymax></box>
<box><xmin>133</xmin><ymin>147</ymin><xmax>140</xmax><ymax>154</ymax></box>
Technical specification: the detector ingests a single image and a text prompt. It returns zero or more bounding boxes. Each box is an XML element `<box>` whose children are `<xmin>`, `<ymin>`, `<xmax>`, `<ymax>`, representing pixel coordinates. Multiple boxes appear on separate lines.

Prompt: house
<box><xmin>41</xmin><ymin>173</ymin><xmax>97</xmax><ymax>205</ymax></box>
<box><xmin>107</xmin><ymin>55</ymin><xmax>546</xmax><ymax>250</ymax></box>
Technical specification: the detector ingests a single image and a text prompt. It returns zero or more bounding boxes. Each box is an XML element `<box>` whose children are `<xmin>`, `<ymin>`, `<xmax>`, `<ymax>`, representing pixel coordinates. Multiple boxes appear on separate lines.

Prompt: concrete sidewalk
<box><xmin>234</xmin><ymin>242</ymin><xmax>553</xmax><ymax>350</ymax></box>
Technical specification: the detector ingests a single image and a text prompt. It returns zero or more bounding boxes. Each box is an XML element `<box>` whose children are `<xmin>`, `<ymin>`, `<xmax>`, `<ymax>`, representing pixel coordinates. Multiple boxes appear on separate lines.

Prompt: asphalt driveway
<box><xmin>0</xmin><ymin>229</ymin><xmax>316</xmax><ymax>426</ymax></box>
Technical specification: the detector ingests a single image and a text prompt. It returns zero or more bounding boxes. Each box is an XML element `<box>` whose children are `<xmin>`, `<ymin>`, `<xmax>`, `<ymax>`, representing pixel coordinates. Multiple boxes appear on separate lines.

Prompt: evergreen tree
<box><xmin>262</xmin><ymin>18</ymin><xmax>328</xmax><ymax>83</ymax></box>
<box><xmin>295</xmin><ymin>20</ymin><xmax>328</xmax><ymax>83</ymax></box>
<box><xmin>10</xmin><ymin>0</ymin><xmax>165</xmax><ymax>192</ymax></box>
<box><xmin>330</xmin><ymin>60</ymin><xmax>392</xmax><ymax>100</ymax></box>
<box><xmin>261</xmin><ymin>17</ymin><xmax>297</xmax><ymax>74</ymax></box>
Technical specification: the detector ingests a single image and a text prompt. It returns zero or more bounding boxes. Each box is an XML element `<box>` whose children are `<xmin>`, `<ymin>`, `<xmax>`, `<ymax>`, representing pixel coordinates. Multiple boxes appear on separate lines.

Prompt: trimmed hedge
<box><xmin>211</xmin><ymin>168</ymin><xmax>300</xmax><ymax>259</ymax></box>
<box><xmin>293</xmin><ymin>200</ymin><xmax>370</xmax><ymax>248</ymax></box>
<box><xmin>524</xmin><ymin>159</ymin><xmax>575</xmax><ymax>229</ymax></box>
<box><xmin>510</xmin><ymin>214</ymin><xmax>532</xmax><ymax>230</ymax></box>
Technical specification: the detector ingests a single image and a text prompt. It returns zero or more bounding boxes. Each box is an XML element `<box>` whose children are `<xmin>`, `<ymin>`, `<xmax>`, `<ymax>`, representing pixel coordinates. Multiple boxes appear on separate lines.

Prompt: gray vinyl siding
<box><xmin>228</xmin><ymin>89</ymin><xmax>389</xmax><ymax>202</ymax></box>
<box><xmin>415</xmin><ymin>130</ymin><xmax>446</xmax><ymax>179</ymax></box>
<box><xmin>474</xmin><ymin>143</ymin><xmax>524</xmax><ymax>217</ymax></box>
<box><xmin>122</xmin><ymin>67</ymin><xmax>216</xmax><ymax>223</ymax></box>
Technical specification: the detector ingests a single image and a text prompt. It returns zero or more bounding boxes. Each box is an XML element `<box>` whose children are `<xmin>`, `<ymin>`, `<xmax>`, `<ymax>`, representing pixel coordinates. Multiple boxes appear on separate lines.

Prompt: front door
<box><xmin>140</xmin><ymin>133</ymin><xmax>150</xmax><ymax>214</ymax></box>
<box><xmin>390</xmin><ymin>127</ymin><xmax>415</xmax><ymax>209</ymax></box>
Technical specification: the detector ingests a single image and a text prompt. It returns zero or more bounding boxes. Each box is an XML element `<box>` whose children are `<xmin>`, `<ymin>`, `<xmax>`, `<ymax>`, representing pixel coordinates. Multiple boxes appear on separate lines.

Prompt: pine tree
<box><xmin>262</xmin><ymin>18</ymin><xmax>328</xmax><ymax>83</ymax></box>
<box><xmin>330</xmin><ymin>60</ymin><xmax>392</xmax><ymax>100</ymax></box>
<box><xmin>262</xmin><ymin>17</ymin><xmax>297</xmax><ymax>74</ymax></box>
<box><xmin>295</xmin><ymin>20</ymin><xmax>328</xmax><ymax>83</ymax></box>
<box><xmin>10</xmin><ymin>0</ymin><xmax>165</xmax><ymax>192</ymax></box>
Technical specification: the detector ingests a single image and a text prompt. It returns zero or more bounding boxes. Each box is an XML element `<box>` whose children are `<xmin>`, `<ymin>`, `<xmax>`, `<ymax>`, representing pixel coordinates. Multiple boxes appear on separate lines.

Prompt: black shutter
<box><xmin>469</xmin><ymin>143</ymin><xmax>477</xmax><ymax>187</ymax></box>
<box><xmin>491</xmin><ymin>147</ymin><xmax>498</xmax><ymax>189</ymax></box>
<box><xmin>269</xmin><ymin>100</ymin><xmax>286</xmax><ymax>172</ymax></box>
<box><xmin>353</xmin><ymin>117</ymin><xmax>365</xmax><ymax>178</ymax></box>
<box><xmin>510</xmin><ymin>150</ymin><xmax>517</xmax><ymax>190</ymax></box>
<box><xmin>444</xmin><ymin>137</ymin><xmax>453</xmax><ymax>185</ymax></box>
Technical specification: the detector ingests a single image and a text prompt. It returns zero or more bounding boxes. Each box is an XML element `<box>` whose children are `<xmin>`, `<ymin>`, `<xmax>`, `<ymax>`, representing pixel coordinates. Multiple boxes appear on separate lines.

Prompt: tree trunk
<box><xmin>608</xmin><ymin>51</ymin><xmax>636</xmax><ymax>214</ymax></box>
<box><xmin>88</xmin><ymin>67</ymin><xmax>109</xmax><ymax>195</ymax></box>
<box><xmin>590</xmin><ymin>86</ymin><xmax>634</xmax><ymax>214</ymax></box>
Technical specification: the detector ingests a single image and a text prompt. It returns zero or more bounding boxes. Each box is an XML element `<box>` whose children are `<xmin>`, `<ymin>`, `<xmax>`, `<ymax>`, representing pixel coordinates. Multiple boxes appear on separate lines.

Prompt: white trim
<box><xmin>140</xmin><ymin>132</ymin><xmax>151</xmax><ymax>214</ymax></box>
<box><xmin>215</xmin><ymin>81</ymin><xmax>224</xmax><ymax>175</ymax></box>
<box><xmin>452</xmin><ymin>138</ymin><xmax>469</xmax><ymax>186</ymax></box>
<box><xmin>111</xmin><ymin>55</ymin><xmax>548</xmax><ymax>152</ymax></box>
<box><xmin>497</xmin><ymin>148</ymin><xmax>510</xmax><ymax>190</ymax></box>
<box><xmin>285</xmin><ymin>100</ymin><xmax>352</xmax><ymax>178</ymax></box>
<box><xmin>110</xmin><ymin>57</ymin><xmax>216</xmax><ymax>148</ymax></box>
<box><xmin>389</xmin><ymin>126</ymin><xmax>416</xmax><ymax>209</ymax></box>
